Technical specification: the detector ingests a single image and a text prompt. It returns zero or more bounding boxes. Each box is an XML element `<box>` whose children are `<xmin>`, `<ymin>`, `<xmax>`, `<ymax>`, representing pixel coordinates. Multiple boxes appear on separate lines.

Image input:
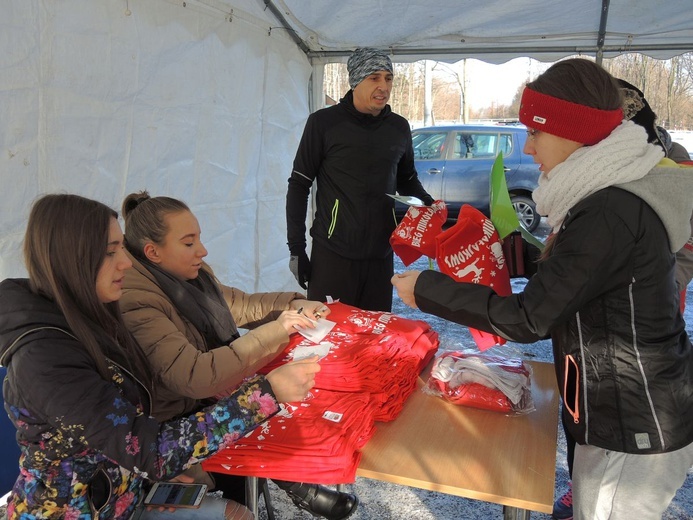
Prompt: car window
<box><xmin>500</xmin><ymin>133</ymin><xmax>513</xmax><ymax>156</ymax></box>
<box><xmin>412</xmin><ymin>132</ymin><xmax>447</xmax><ymax>159</ymax></box>
<box><xmin>452</xmin><ymin>132</ymin><xmax>499</xmax><ymax>159</ymax></box>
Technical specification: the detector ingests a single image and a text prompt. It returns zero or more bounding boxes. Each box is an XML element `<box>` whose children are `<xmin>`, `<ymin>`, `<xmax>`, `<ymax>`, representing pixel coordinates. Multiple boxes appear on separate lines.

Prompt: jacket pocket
<box><xmin>327</xmin><ymin>199</ymin><xmax>339</xmax><ymax>239</ymax></box>
<box><xmin>563</xmin><ymin>354</ymin><xmax>580</xmax><ymax>424</ymax></box>
<box><xmin>88</xmin><ymin>465</ymin><xmax>113</xmax><ymax>518</ymax></box>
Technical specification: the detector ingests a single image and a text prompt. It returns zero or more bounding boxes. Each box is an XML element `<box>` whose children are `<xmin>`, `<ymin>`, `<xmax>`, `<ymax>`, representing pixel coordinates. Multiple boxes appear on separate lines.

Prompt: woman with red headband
<box><xmin>392</xmin><ymin>58</ymin><xmax>693</xmax><ymax>519</ymax></box>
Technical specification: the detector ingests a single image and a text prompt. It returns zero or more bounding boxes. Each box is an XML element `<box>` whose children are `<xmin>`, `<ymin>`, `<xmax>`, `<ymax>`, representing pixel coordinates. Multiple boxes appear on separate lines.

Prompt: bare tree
<box><xmin>605</xmin><ymin>53</ymin><xmax>693</xmax><ymax>129</ymax></box>
<box><xmin>424</xmin><ymin>60</ymin><xmax>433</xmax><ymax>125</ymax></box>
<box><xmin>431</xmin><ymin>60</ymin><xmax>468</xmax><ymax>123</ymax></box>
<box><xmin>323</xmin><ymin>53</ymin><xmax>693</xmax><ymax>129</ymax></box>
<box><xmin>323</xmin><ymin>62</ymin><xmax>349</xmax><ymax>103</ymax></box>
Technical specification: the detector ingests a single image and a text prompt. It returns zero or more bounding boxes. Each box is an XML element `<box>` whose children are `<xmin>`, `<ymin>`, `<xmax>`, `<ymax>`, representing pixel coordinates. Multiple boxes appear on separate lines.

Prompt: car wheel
<box><xmin>511</xmin><ymin>195</ymin><xmax>540</xmax><ymax>232</ymax></box>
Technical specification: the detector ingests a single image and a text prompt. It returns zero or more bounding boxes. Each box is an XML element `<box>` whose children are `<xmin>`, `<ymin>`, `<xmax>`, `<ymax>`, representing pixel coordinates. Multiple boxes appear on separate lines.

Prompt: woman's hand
<box><xmin>168</xmin><ymin>473</ymin><xmax>195</xmax><ymax>484</ymax></box>
<box><xmin>276</xmin><ymin>309</ymin><xmax>317</xmax><ymax>334</ymax></box>
<box><xmin>143</xmin><ymin>473</ymin><xmax>195</xmax><ymax>512</ymax></box>
<box><xmin>266</xmin><ymin>356</ymin><xmax>321</xmax><ymax>402</ymax></box>
<box><xmin>289</xmin><ymin>299</ymin><xmax>331</xmax><ymax>320</ymax></box>
<box><xmin>145</xmin><ymin>505</ymin><xmax>177</xmax><ymax>513</ymax></box>
<box><xmin>391</xmin><ymin>271</ymin><xmax>422</xmax><ymax>309</ymax></box>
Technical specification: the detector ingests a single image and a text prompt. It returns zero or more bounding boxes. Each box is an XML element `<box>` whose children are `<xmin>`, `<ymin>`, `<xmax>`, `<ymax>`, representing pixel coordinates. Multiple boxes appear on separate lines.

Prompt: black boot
<box><xmin>278</xmin><ymin>482</ymin><xmax>358</xmax><ymax>520</ymax></box>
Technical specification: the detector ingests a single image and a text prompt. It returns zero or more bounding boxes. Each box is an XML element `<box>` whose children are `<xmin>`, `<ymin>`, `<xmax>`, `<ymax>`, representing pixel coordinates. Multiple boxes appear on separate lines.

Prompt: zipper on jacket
<box><xmin>0</xmin><ymin>326</ymin><xmax>76</xmax><ymax>366</ymax></box>
<box><xmin>563</xmin><ymin>354</ymin><xmax>580</xmax><ymax>424</ymax></box>
<box><xmin>575</xmin><ymin>311</ymin><xmax>589</xmax><ymax>441</ymax></box>
<box><xmin>111</xmin><ymin>359</ymin><xmax>154</xmax><ymax>417</ymax></box>
<box><xmin>327</xmin><ymin>199</ymin><xmax>339</xmax><ymax>239</ymax></box>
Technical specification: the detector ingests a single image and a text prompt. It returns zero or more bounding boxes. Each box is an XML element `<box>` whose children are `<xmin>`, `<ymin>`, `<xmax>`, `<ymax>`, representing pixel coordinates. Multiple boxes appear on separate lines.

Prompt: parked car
<box><xmin>397</xmin><ymin>124</ymin><xmax>542</xmax><ymax>232</ymax></box>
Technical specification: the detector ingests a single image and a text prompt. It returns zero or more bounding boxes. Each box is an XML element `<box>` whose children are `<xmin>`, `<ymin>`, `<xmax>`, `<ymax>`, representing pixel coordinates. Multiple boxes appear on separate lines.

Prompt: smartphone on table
<box><xmin>143</xmin><ymin>482</ymin><xmax>207</xmax><ymax>509</ymax></box>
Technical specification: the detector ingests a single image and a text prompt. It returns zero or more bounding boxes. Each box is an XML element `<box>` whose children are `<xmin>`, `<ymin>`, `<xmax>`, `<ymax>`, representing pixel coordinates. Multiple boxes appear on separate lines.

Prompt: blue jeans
<box><xmin>132</xmin><ymin>494</ymin><xmax>227</xmax><ymax>520</ymax></box>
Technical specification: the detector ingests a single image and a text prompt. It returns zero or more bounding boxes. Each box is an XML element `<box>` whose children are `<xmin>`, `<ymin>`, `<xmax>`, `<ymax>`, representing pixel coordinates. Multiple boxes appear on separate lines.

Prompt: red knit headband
<box><xmin>519</xmin><ymin>87</ymin><xmax>624</xmax><ymax>145</ymax></box>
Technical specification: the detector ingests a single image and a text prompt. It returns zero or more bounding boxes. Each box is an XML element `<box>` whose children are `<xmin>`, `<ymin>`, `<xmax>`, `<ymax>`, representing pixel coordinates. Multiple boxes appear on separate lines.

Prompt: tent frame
<box><xmin>263</xmin><ymin>0</ymin><xmax>693</xmax><ymax>64</ymax></box>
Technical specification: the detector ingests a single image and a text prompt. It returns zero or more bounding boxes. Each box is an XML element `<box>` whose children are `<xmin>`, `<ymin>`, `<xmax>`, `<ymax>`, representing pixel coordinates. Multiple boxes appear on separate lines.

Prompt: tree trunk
<box><xmin>424</xmin><ymin>60</ymin><xmax>433</xmax><ymax>126</ymax></box>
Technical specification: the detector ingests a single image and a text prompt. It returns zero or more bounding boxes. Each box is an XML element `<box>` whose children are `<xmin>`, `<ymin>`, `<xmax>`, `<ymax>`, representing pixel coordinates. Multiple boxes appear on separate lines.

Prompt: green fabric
<box><xmin>489</xmin><ymin>152</ymin><xmax>520</xmax><ymax>239</ymax></box>
<box><xmin>489</xmin><ymin>152</ymin><xmax>545</xmax><ymax>250</ymax></box>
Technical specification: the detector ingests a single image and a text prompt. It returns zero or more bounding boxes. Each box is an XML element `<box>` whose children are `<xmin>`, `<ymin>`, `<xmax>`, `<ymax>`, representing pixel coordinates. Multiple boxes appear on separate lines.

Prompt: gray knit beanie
<box><xmin>347</xmin><ymin>48</ymin><xmax>393</xmax><ymax>89</ymax></box>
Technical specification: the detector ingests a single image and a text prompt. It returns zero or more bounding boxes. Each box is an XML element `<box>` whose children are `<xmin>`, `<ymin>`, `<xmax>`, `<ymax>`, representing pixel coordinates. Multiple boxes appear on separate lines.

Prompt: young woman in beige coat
<box><xmin>120</xmin><ymin>191</ymin><xmax>358</xmax><ymax>520</ymax></box>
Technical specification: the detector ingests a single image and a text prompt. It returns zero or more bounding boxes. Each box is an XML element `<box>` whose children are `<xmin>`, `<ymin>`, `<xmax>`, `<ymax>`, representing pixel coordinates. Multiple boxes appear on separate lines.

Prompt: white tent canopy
<box><xmin>1</xmin><ymin>0</ymin><xmax>312</xmax><ymax>291</ymax></box>
<box><xmin>1</xmin><ymin>0</ymin><xmax>691</xmax><ymax>291</ymax></box>
<box><xmin>270</xmin><ymin>0</ymin><xmax>693</xmax><ymax>64</ymax></box>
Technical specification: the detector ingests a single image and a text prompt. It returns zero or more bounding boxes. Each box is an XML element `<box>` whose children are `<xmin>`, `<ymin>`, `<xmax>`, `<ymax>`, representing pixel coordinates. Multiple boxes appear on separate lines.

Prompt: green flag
<box><xmin>489</xmin><ymin>152</ymin><xmax>545</xmax><ymax>250</ymax></box>
<box><xmin>489</xmin><ymin>152</ymin><xmax>520</xmax><ymax>239</ymax></box>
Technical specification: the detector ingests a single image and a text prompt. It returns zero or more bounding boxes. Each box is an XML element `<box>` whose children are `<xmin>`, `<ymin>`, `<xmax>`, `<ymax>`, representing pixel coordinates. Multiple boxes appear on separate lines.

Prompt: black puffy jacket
<box><xmin>0</xmin><ymin>278</ymin><xmax>278</xmax><ymax>519</ymax></box>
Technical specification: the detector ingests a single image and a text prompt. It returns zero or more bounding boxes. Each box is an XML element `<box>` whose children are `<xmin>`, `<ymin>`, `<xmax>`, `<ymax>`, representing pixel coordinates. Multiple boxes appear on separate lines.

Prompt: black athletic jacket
<box><xmin>414</xmin><ymin>169</ymin><xmax>693</xmax><ymax>454</ymax></box>
<box><xmin>286</xmin><ymin>90</ymin><xmax>432</xmax><ymax>260</ymax></box>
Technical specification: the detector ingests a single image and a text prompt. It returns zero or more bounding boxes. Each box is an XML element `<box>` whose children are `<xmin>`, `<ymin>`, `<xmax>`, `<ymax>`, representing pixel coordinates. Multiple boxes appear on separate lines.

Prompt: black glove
<box><xmin>289</xmin><ymin>251</ymin><xmax>311</xmax><ymax>289</ymax></box>
<box><xmin>421</xmin><ymin>194</ymin><xmax>434</xmax><ymax>206</ymax></box>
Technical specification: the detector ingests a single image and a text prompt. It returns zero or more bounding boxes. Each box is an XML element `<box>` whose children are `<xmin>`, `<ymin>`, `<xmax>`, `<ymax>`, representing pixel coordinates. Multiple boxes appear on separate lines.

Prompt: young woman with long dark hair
<box><xmin>0</xmin><ymin>194</ymin><xmax>318</xmax><ymax>520</ymax></box>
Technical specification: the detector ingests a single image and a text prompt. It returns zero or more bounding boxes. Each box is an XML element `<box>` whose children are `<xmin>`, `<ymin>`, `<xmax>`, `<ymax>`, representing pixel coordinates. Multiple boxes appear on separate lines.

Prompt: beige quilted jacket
<box><xmin>121</xmin><ymin>252</ymin><xmax>303</xmax><ymax>422</ymax></box>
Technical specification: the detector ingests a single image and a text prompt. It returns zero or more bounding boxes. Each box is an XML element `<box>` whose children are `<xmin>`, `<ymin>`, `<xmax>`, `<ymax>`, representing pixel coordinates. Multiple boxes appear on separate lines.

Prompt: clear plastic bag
<box><xmin>423</xmin><ymin>349</ymin><xmax>536</xmax><ymax>415</ymax></box>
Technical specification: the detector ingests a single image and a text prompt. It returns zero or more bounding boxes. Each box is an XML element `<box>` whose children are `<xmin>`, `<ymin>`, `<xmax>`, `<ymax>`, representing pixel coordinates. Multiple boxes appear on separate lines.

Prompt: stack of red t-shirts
<box><xmin>202</xmin><ymin>388</ymin><xmax>376</xmax><ymax>484</ymax></box>
<box><xmin>203</xmin><ymin>302</ymin><xmax>439</xmax><ymax>483</ymax></box>
<box><xmin>260</xmin><ymin>302</ymin><xmax>439</xmax><ymax>421</ymax></box>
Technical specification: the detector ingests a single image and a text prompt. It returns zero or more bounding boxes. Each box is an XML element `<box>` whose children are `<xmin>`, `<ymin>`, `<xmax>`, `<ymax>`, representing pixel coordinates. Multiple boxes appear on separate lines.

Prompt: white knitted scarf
<box><xmin>533</xmin><ymin>121</ymin><xmax>664</xmax><ymax>233</ymax></box>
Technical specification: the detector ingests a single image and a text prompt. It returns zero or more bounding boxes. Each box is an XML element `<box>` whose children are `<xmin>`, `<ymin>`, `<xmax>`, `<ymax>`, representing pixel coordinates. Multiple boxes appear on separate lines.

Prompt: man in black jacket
<box><xmin>286</xmin><ymin>48</ymin><xmax>433</xmax><ymax>311</ymax></box>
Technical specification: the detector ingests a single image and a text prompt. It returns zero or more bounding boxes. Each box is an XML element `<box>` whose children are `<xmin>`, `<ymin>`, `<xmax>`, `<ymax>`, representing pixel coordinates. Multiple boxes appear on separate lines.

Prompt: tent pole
<box><xmin>262</xmin><ymin>0</ymin><xmax>310</xmax><ymax>55</ymax></box>
<box><xmin>309</xmin><ymin>60</ymin><xmax>324</xmax><ymax>114</ymax></box>
<box><xmin>305</xmin><ymin>60</ymin><xmax>325</xmax><ymax>247</ymax></box>
<box><xmin>595</xmin><ymin>0</ymin><xmax>611</xmax><ymax>65</ymax></box>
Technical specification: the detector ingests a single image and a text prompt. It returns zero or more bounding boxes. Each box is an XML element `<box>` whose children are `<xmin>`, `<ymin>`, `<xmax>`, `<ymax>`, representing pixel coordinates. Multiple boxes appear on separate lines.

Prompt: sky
<box><xmin>462</xmin><ymin>57</ymin><xmax>551</xmax><ymax>109</ymax></box>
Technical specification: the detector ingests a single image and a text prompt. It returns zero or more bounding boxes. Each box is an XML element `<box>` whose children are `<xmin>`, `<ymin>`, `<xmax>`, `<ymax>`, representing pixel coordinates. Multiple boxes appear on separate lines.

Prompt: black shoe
<box><xmin>285</xmin><ymin>483</ymin><xmax>358</xmax><ymax>520</ymax></box>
